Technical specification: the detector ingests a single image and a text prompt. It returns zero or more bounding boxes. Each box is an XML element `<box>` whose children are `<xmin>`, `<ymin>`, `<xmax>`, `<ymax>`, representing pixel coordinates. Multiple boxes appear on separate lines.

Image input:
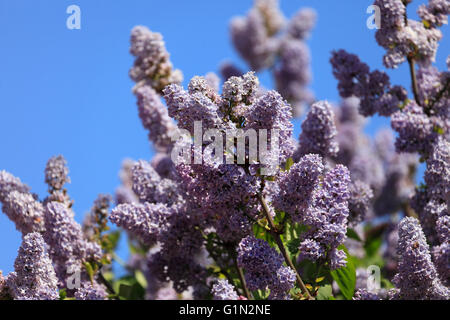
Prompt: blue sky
<box><xmin>0</xmin><ymin>0</ymin><xmax>448</xmax><ymax>274</ymax></box>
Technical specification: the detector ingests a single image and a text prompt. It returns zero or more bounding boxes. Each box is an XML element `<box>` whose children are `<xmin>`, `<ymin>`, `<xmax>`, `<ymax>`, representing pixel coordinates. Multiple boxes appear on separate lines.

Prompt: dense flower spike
<box><xmin>272</xmin><ymin>154</ymin><xmax>324</xmax><ymax>221</ymax></box>
<box><xmin>45</xmin><ymin>155</ymin><xmax>70</xmax><ymax>191</ymax></box>
<box><xmin>43</xmin><ymin>202</ymin><xmax>102</xmax><ymax>280</ymax></box>
<box><xmin>0</xmin><ymin>170</ymin><xmax>30</xmax><ymax>203</ymax></box>
<box><xmin>391</xmin><ymin>101</ymin><xmax>438</xmax><ymax>156</ymax></box>
<box><xmin>109</xmin><ymin>202</ymin><xmax>170</xmax><ymax>245</ymax></box>
<box><xmin>330</xmin><ymin>50</ymin><xmax>406</xmax><ymax>117</ymax></box>
<box><xmin>286</xmin><ymin>8</ymin><xmax>316</xmax><ymax>40</ymax></box>
<box><xmin>211</xmin><ymin>279</ymin><xmax>239</xmax><ymax>300</ymax></box>
<box><xmin>129</xmin><ymin>26</ymin><xmax>183</xmax><ymax>92</ymax></box>
<box><xmin>131</xmin><ymin>160</ymin><xmax>181</xmax><ymax>206</ymax></box>
<box><xmin>374</xmin><ymin>0</ymin><xmax>442</xmax><ymax>68</ymax></box>
<box><xmin>245</xmin><ymin>90</ymin><xmax>295</xmax><ymax>161</ymax></box>
<box><xmin>134</xmin><ymin>85</ymin><xmax>177</xmax><ymax>152</ymax></box>
<box><xmin>348</xmin><ymin>180</ymin><xmax>374</xmax><ymax>226</ymax></box>
<box><xmin>425</xmin><ymin>138</ymin><xmax>450</xmax><ymax>202</ymax></box>
<box><xmin>299</xmin><ymin>165</ymin><xmax>351</xmax><ymax>269</ymax></box>
<box><xmin>392</xmin><ymin>217</ymin><xmax>449</xmax><ymax>300</ymax></box>
<box><xmin>6</xmin><ymin>233</ymin><xmax>59</xmax><ymax>300</ymax></box>
<box><xmin>294</xmin><ymin>101</ymin><xmax>339</xmax><ymax>159</ymax></box>
<box><xmin>74</xmin><ymin>282</ymin><xmax>107</xmax><ymax>300</ymax></box>
<box><xmin>2</xmin><ymin>0</ymin><xmax>450</xmax><ymax>302</ymax></box>
<box><xmin>237</xmin><ymin>236</ymin><xmax>295</xmax><ymax>297</ymax></box>
<box><xmin>274</xmin><ymin>39</ymin><xmax>313</xmax><ymax>115</ymax></box>
<box><xmin>433</xmin><ymin>216</ymin><xmax>449</xmax><ymax>285</ymax></box>
<box><xmin>418</xmin><ymin>0</ymin><xmax>450</xmax><ymax>28</ymax></box>
<box><xmin>1</xmin><ymin>191</ymin><xmax>45</xmax><ymax>234</ymax></box>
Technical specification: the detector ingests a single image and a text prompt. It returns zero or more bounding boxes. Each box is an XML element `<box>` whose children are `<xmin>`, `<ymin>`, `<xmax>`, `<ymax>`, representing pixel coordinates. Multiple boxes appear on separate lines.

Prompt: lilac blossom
<box><xmin>6</xmin><ymin>233</ymin><xmax>59</xmax><ymax>300</ymax></box>
<box><xmin>44</xmin><ymin>155</ymin><xmax>70</xmax><ymax>191</ymax></box>
<box><xmin>294</xmin><ymin>101</ymin><xmax>339</xmax><ymax>159</ymax></box>
<box><xmin>298</xmin><ymin>165</ymin><xmax>351</xmax><ymax>269</ymax></box>
<box><xmin>274</xmin><ymin>39</ymin><xmax>314</xmax><ymax>115</ymax></box>
<box><xmin>418</xmin><ymin>0</ymin><xmax>450</xmax><ymax>28</ymax></box>
<box><xmin>1</xmin><ymin>191</ymin><xmax>45</xmax><ymax>235</ymax></box>
<box><xmin>109</xmin><ymin>202</ymin><xmax>171</xmax><ymax>245</ymax></box>
<box><xmin>392</xmin><ymin>217</ymin><xmax>449</xmax><ymax>300</ymax></box>
<box><xmin>129</xmin><ymin>26</ymin><xmax>182</xmax><ymax>92</ymax></box>
<box><xmin>230</xmin><ymin>7</ymin><xmax>277</xmax><ymax>71</ymax></box>
<box><xmin>286</xmin><ymin>8</ymin><xmax>316</xmax><ymax>40</ymax></box>
<box><xmin>43</xmin><ymin>202</ymin><xmax>102</xmax><ymax>281</ymax></box>
<box><xmin>237</xmin><ymin>236</ymin><xmax>295</xmax><ymax>297</ymax></box>
<box><xmin>211</xmin><ymin>279</ymin><xmax>239</xmax><ymax>300</ymax></box>
<box><xmin>134</xmin><ymin>85</ymin><xmax>177</xmax><ymax>152</ymax></box>
<box><xmin>272</xmin><ymin>154</ymin><xmax>324</xmax><ymax>222</ymax></box>
<box><xmin>391</xmin><ymin>101</ymin><xmax>437</xmax><ymax>156</ymax></box>
<box><xmin>0</xmin><ymin>170</ymin><xmax>30</xmax><ymax>203</ymax></box>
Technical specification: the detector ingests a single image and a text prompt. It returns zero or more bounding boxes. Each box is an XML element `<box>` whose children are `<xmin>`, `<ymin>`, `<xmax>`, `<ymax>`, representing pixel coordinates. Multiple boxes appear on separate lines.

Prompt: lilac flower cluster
<box><xmin>272</xmin><ymin>154</ymin><xmax>324</xmax><ymax>222</ymax></box>
<box><xmin>433</xmin><ymin>216</ymin><xmax>449</xmax><ymax>286</ymax></box>
<box><xmin>211</xmin><ymin>279</ymin><xmax>239</xmax><ymax>300</ymax></box>
<box><xmin>129</xmin><ymin>26</ymin><xmax>182</xmax><ymax>93</ymax></box>
<box><xmin>298</xmin><ymin>165</ymin><xmax>351</xmax><ymax>269</ymax></box>
<box><xmin>374</xmin><ymin>0</ymin><xmax>442</xmax><ymax>68</ymax></box>
<box><xmin>237</xmin><ymin>236</ymin><xmax>295</xmax><ymax>298</ymax></box>
<box><xmin>134</xmin><ymin>85</ymin><xmax>177</xmax><ymax>152</ymax></box>
<box><xmin>330</xmin><ymin>49</ymin><xmax>407</xmax><ymax>117</ymax></box>
<box><xmin>294</xmin><ymin>101</ymin><xmax>339</xmax><ymax>159</ymax></box>
<box><xmin>5</xmin><ymin>233</ymin><xmax>59</xmax><ymax>300</ymax></box>
<box><xmin>411</xmin><ymin>138</ymin><xmax>449</xmax><ymax>245</ymax></box>
<box><xmin>229</xmin><ymin>0</ymin><xmax>315</xmax><ymax>115</ymax></box>
<box><xmin>418</xmin><ymin>0</ymin><xmax>450</xmax><ymax>28</ymax></box>
<box><xmin>392</xmin><ymin>217</ymin><xmax>449</xmax><ymax>300</ymax></box>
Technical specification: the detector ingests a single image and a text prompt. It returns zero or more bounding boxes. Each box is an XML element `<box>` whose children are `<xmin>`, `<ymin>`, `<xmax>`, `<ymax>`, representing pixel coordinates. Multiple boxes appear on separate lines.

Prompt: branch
<box><xmin>233</xmin><ymin>256</ymin><xmax>252</xmax><ymax>299</ymax></box>
<box><xmin>257</xmin><ymin>192</ymin><xmax>313</xmax><ymax>300</ymax></box>
<box><xmin>407</xmin><ymin>57</ymin><xmax>421</xmax><ymax>107</ymax></box>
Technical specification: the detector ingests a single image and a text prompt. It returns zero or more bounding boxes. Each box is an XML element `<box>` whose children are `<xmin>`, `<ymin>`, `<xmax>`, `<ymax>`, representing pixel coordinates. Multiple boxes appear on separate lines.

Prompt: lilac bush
<box><xmin>0</xmin><ymin>0</ymin><xmax>449</xmax><ymax>301</ymax></box>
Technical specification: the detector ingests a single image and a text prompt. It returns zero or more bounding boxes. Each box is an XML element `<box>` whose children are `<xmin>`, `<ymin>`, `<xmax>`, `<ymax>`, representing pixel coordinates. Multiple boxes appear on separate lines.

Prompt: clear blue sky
<box><xmin>0</xmin><ymin>0</ymin><xmax>448</xmax><ymax>274</ymax></box>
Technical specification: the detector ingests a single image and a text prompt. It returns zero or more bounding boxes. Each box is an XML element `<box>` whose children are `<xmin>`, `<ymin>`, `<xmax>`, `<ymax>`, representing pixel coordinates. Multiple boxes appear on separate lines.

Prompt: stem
<box><xmin>97</xmin><ymin>271</ymin><xmax>119</xmax><ymax>299</ymax></box>
<box><xmin>234</xmin><ymin>257</ymin><xmax>252</xmax><ymax>299</ymax></box>
<box><xmin>257</xmin><ymin>192</ymin><xmax>313</xmax><ymax>300</ymax></box>
<box><xmin>407</xmin><ymin>57</ymin><xmax>421</xmax><ymax>107</ymax></box>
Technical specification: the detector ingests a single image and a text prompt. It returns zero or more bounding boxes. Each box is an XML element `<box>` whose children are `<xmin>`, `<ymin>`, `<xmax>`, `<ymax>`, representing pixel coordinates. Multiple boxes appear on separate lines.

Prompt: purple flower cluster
<box><xmin>228</xmin><ymin>0</ymin><xmax>315</xmax><ymax>115</ymax></box>
<box><xmin>298</xmin><ymin>165</ymin><xmax>351</xmax><ymax>269</ymax></box>
<box><xmin>44</xmin><ymin>202</ymin><xmax>103</xmax><ymax>282</ymax></box>
<box><xmin>1</xmin><ymin>191</ymin><xmax>44</xmax><ymax>235</ymax></box>
<box><xmin>211</xmin><ymin>279</ymin><xmax>239</xmax><ymax>300</ymax></box>
<box><xmin>348</xmin><ymin>180</ymin><xmax>374</xmax><ymax>226</ymax></box>
<box><xmin>418</xmin><ymin>0</ymin><xmax>450</xmax><ymax>28</ymax></box>
<box><xmin>433</xmin><ymin>216</ymin><xmax>449</xmax><ymax>286</ymax></box>
<box><xmin>134</xmin><ymin>85</ymin><xmax>177</xmax><ymax>152</ymax></box>
<box><xmin>374</xmin><ymin>0</ymin><xmax>442</xmax><ymax>68</ymax></box>
<box><xmin>294</xmin><ymin>101</ymin><xmax>339</xmax><ymax>159</ymax></box>
<box><xmin>5</xmin><ymin>233</ymin><xmax>59</xmax><ymax>300</ymax></box>
<box><xmin>44</xmin><ymin>155</ymin><xmax>71</xmax><ymax>192</ymax></box>
<box><xmin>237</xmin><ymin>236</ymin><xmax>295</xmax><ymax>298</ymax></box>
<box><xmin>272</xmin><ymin>154</ymin><xmax>324</xmax><ymax>221</ymax></box>
<box><xmin>330</xmin><ymin>49</ymin><xmax>406</xmax><ymax>117</ymax></box>
<box><xmin>391</xmin><ymin>101</ymin><xmax>437</xmax><ymax>156</ymax></box>
<box><xmin>129</xmin><ymin>26</ymin><xmax>182</xmax><ymax>92</ymax></box>
<box><xmin>392</xmin><ymin>217</ymin><xmax>449</xmax><ymax>300</ymax></box>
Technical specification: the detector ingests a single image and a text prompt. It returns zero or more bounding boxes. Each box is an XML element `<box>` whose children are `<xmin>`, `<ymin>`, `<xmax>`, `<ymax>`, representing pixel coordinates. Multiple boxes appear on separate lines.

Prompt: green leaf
<box><xmin>330</xmin><ymin>258</ymin><xmax>356</xmax><ymax>300</ymax></box>
<box><xmin>106</xmin><ymin>230</ymin><xmax>121</xmax><ymax>250</ymax></box>
<box><xmin>347</xmin><ymin>228</ymin><xmax>362</xmax><ymax>242</ymax></box>
<box><xmin>135</xmin><ymin>270</ymin><xmax>148</xmax><ymax>289</ymax></box>
<box><xmin>59</xmin><ymin>288</ymin><xmax>67</xmax><ymax>300</ymax></box>
<box><xmin>364</xmin><ymin>236</ymin><xmax>382</xmax><ymax>257</ymax></box>
<box><xmin>287</xmin><ymin>238</ymin><xmax>301</xmax><ymax>256</ymax></box>
<box><xmin>84</xmin><ymin>262</ymin><xmax>95</xmax><ymax>282</ymax></box>
<box><xmin>316</xmin><ymin>285</ymin><xmax>333</xmax><ymax>300</ymax></box>
<box><xmin>285</xmin><ymin>157</ymin><xmax>294</xmax><ymax>171</ymax></box>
